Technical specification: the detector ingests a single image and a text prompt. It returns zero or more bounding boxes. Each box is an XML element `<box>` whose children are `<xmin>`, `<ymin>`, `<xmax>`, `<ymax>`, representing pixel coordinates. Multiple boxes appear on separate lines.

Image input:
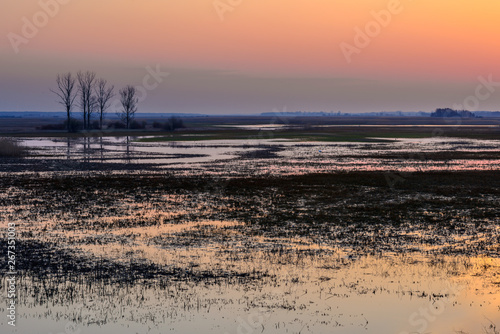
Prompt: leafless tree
<box><xmin>51</xmin><ymin>73</ymin><xmax>77</xmax><ymax>132</ymax></box>
<box><xmin>88</xmin><ymin>95</ymin><xmax>98</xmax><ymax>129</ymax></box>
<box><xmin>77</xmin><ymin>71</ymin><xmax>96</xmax><ymax>130</ymax></box>
<box><xmin>94</xmin><ymin>79</ymin><xmax>114</xmax><ymax>129</ymax></box>
<box><xmin>119</xmin><ymin>85</ymin><xmax>138</xmax><ymax>129</ymax></box>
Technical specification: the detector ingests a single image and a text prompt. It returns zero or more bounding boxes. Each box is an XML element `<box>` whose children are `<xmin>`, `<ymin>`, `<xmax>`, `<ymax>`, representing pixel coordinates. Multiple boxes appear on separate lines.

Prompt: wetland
<box><xmin>1</xmin><ymin>128</ymin><xmax>499</xmax><ymax>333</ymax></box>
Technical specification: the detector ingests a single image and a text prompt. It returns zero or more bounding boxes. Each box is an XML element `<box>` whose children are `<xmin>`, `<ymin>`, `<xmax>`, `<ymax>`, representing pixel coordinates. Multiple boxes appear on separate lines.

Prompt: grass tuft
<box><xmin>0</xmin><ymin>138</ymin><xmax>26</xmax><ymax>157</ymax></box>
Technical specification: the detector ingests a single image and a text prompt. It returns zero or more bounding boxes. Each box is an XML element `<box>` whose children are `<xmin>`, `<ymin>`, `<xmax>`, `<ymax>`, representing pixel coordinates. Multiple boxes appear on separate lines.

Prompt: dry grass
<box><xmin>0</xmin><ymin>138</ymin><xmax>26</xmax><ymax>157</ymax></box>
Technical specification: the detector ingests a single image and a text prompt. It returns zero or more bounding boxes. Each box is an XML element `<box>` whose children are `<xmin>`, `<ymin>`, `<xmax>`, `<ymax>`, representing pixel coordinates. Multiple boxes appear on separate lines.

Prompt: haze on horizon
<box><xmin>1</xmin><ymin>0</ymin><xmax>500</xmax><ymax>115</ymax></box>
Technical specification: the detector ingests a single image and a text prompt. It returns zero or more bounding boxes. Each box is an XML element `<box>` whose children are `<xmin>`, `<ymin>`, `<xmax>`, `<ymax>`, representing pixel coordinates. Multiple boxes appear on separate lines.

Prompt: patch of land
<box><xmin>1</xmin><ymin>116</ymin><xmax>499</xmax><ymax>141</ymax></box>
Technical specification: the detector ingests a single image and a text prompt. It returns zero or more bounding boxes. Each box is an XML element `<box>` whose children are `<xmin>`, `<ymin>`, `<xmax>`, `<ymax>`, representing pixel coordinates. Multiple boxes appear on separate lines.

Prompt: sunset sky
<box><xmin>1</xmin><ymin>0</ymin><xmax>500</xmax><ymax>114</ymax></box>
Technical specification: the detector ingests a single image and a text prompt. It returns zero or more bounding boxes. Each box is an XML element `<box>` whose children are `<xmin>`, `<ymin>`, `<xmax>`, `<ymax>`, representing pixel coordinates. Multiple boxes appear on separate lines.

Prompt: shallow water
<box><xmin>16</xmin><ymin>136</ymin><xmax>500</xmax><ymax>176</ymax></box>
<box><xmin>2</xmin><ymin>136</ymin><xmax>500</xmax><ymax>333</ymax></box>
<box><xmin>3</xmin><ymin>187</ymin><xmax>500</xmax><ymax>333</ymax></box>
<box><xmin>9</xmin><ymin>249</ymin><xmax>500</xmax><ymax>334</ymax></box>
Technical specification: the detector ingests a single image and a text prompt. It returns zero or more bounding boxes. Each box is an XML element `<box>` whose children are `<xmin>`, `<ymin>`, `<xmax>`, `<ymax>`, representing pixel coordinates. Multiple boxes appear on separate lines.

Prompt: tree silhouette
<box><xmin>77</xmin><ymin>71</ymin><xmax>96</xmax><ymax>130</ymax></box>
<box><xmin>119</xmin><ymin>85</ymin><xmax>138</xmax><ymax>129</ymax></box>
<box><xmin>51</xmin><ymin>73</ymin><xmax>77</xmax><ymax>132</ymax></box>
<box><xmin>94</xmin><ymin>79</ymin><xmax>115</xmax><ymax>130</ymax></box>
<box><xmin>88</xmin><ymin>95</ymin><xmax>98</xmax><ymax>129</ymax></box>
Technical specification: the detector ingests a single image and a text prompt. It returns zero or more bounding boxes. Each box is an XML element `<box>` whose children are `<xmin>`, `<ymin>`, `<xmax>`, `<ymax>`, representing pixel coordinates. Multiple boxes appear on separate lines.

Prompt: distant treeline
<box><xmin>261</xmin><ymin>111</ymin><xmax>431</xmax><ymax>117</ymax></box>
<box><xmin>263</xmin><ymin>110</ymin><xmax>500</xmax><ymax>118</ymax></box>
<box><xmin>430</xmin><ymin>108</ymin><xmax>479</xmax><ymax>118</ymax></box>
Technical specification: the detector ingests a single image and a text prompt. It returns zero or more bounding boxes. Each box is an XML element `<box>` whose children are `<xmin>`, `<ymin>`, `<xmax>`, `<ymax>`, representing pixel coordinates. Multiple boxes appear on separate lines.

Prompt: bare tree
<box><xmin>119</xmin><ymin>85</ymin><xmax>138</xmax><ymax>129</ymax></box>
<box><xmin>51</xmin><ymin>73</ymin><xmax>77</xmax><ymax>132</ymax></box>
<box><xmin>77</xmin><ymin>71</ymin><xmax>96</xmax><ymax>130</ymax></box>
<box><xmin>94</xmin><ymin>79</ymin><xmax>114</xmax><ymax>129</ymax></box>
<box><xmin>88</xmin><ymin>95</ymin><xmax>98</xmax><ymax>129</ymax></box>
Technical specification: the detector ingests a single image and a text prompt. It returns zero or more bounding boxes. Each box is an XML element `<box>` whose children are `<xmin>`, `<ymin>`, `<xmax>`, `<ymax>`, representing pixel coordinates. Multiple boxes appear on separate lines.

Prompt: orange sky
<box><xmin>1</xmin><ymin>0</ymin><xmax>500</xmax><ymax>113</ymax></box>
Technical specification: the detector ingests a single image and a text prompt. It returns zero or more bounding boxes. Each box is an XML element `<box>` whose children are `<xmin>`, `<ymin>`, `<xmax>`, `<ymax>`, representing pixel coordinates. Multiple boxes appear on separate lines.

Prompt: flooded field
<box><xmin>1</xmin><ymin>136</ymin><xmax>499</xmax><ymax>333</ymax></box>
<box><xmin>2</xmin><ymin>136</ymin><xmax>500</xmax><ymax>175</ymax></box>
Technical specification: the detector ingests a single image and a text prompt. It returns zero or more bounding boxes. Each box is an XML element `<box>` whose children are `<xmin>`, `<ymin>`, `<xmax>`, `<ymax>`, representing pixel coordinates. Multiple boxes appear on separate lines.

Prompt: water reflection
<box><xmin>4</xmin><ymin>136</ymin><xmax>500</xmax><ymax>333</ymax></box>
<box><xmin>12</xmin><ymin>250</ymin><xmax>500</xmax><ymax>334</ymax></box>
<box><xmin>100</xmin><ymin>136</ymin><xmax>104</xmax><ymax>162</ymax></box>
<box><xmin>5</xmin><ymin>197</ymin><xmax>500</xmax><ymax>333</ymax></box>
<box><xmin>16</xmin><ymin>136</ymin><xmax>500</xmax><ymax>175</ymax></box>
<box><xmin>66</xmin><ymin>136</ymin><xmax>70</xmax><ymax>160</ymax></box>
<box><xmin>124</xmin><ymin>136</ymin><xmax>131</xmax><ymax>162</ymax></box>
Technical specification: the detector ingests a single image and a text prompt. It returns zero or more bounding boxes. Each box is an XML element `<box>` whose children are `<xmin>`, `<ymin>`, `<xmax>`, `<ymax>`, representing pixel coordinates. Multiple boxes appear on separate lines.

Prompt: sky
<box><xmin>1</xmin><ymin>0</ymin><xmax>500</xmax><ymax>114</ymax></box>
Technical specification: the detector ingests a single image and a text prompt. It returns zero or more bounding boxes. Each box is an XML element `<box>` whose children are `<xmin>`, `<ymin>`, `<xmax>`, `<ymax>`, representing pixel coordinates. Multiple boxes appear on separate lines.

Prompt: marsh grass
<box><xmin>0</xmin><ymin>138</ymin><xmax>26</xmax><ymax>157</ymax></box>
<box><xmin>2</xmin><ymin>170</ymin><xmax>499</xmax><ymax>330</ymax></box>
